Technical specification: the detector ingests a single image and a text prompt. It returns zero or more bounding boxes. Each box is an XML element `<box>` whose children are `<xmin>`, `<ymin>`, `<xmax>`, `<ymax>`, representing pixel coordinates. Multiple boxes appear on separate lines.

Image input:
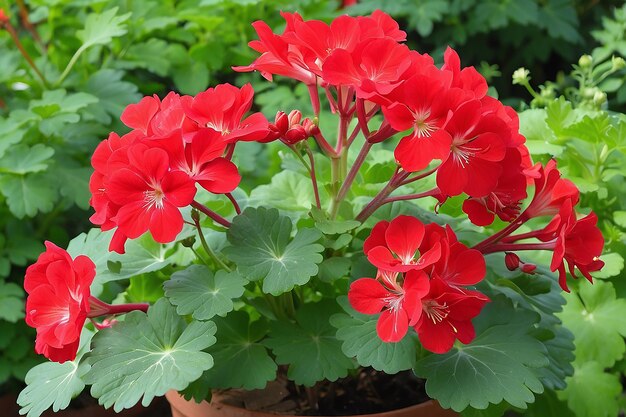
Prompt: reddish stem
<box><xmin>305</xmin><ymin>146</ymin><xmax>322</xmax><ymax>209</ymax></box>
<box><xmin>225</xmin><ymin>193</ymin><xmax>241</xmax><ymax>215</ymax></box>
<box><xmin>355</xmin><ymin>169</ymin><xmax>410</xmax><ymax>222</ymax></box>
<box><xmin>335</xmin><ymin>140</ymin><xmax>372</xmax><ymax>204</ymax></box>
<box><xmin>398</xmin><ymin>165</ymin><xmax>440</xmax><ymax>186</ymax></box>
<box><xmin>501</xmin><ymin>230</ymin><xmax>545</xmax><ymax>243</ymax></box>
<box><xmin>382</xmin><ymin>188</ymin><xmax>441</xmax><ymax>204</ymax></box>
<box><xmin>479</xmin><ymin>241</ymin><xmax>556</xmax><ymax>255</ymax></box>
<box><xmin>191</xmin><ymin>200</ymin><xmax>231</xmax><ymax>228</ymax></box>
<box><xmin>308</xmin><ymin>83</ymin><xmax>321</xmax><ymax>116</ymax></box>
<box><xmin>1</xmin><ymin>19</ymin><xmax>48</xmax><ymax>86</ymax></box>
<box><xmin>16</xmin><ymin>0</ymin><xmax>44</xmax><ymax>50</ymax></box>
<box><xmin>313</xmin><ymin>131</ymin><xmax>339</xmax><ymax>158</ymax></box>
<box><xmin>472</xmin><ymin>217</ymin><xmax>526</xmax><ymax>252</ymax></box>
<box><xmin>88</xmin><ymin>296</ymin><xmax>149</xmax><ymax>318</ymax></box>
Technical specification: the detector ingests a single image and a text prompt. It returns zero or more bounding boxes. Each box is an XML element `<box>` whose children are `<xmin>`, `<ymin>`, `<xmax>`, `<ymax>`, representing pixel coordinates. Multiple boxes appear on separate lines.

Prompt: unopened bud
<box><xmin>0</xmin><ymin>9</ymin><xmax>9</xmax><ymax>25</ymax></box>
<box><xmin>593</xmin><ymin>90</ymin><xmax>607</xmax><ymax>106</ymax></box>
<box><xmin>282</xmin><ymin>125</ymin><xmax>307</xmax><ymax>144</ymax></box>
<box><xmin>512</xmin><ymin>68</ymin><xmax>530</xmax><ymax>85</ymax></box>
<box><xmin>582</xmin><ymin>87</ymin><xmax>598</xmax><ymax>99</ymax></box>
<box><xmin>274</xmin><ymin>111</ymin><xmax>289</xmax><ymax>134</ymax></box>
<box><xmin>288</xmin><ymin>110</ymin><xmax>302</xmax><ymax>126</ymax></box>
<box><xmin>181</xmin><ymin>236</ymin><xmax>196</xmax><ymax>248</ymax></box>
<box><xmin>578</xmin><ymin>54</ymin><xmax>593</xmax><ymax>69</ymax></box>
<box><xmin>521</xmin><ymin>264</ymin><xmax>537</xmax><ymax>274</ymax></box>
<box><xmin>302</xmin><ymin>118</ymin><xmax>320</xmax><ymax>136</ymax></box>
<box><xmin>612</xmin><ymin>56</ymin><xmax>626</xmax><ymax>71</ymax></box>
<box><xmin>191</xmin><ymin>208</ymin><xmax>200</xmax><ymax>223</ymax></box>
<box><xmin>505</xmin><ymin>252</ymin><xmax>520</xmax><ymax>271</ymax></box>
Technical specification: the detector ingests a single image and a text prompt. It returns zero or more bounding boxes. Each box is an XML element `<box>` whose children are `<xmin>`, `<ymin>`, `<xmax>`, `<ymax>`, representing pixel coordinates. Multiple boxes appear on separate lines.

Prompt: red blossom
<box><xmin>522</xmin><ymin>159</ymin><xmax>580</xmax><ymax>220</ymax></box>
<box><xmin>435</xmin><ymin>100</ymin><xmax>507</xmax><ymax>197</ymax></box>
<box><xmin>106</xmin><ymin>143</ymin><xmax>197</xmax><ymax>245</ymax></box>
<box><xmin>414</xmin><ymin>278</ymin><xmax>489</xmax><ymax>354</ymax></box>
<box><xmin>539</xmin><ymin>201</ymin><xmax>604</xmax><ymax>291</ymax></box>
<box><xmin>120</xmin><ymin>92</ymin><xmax>198</xmax><ymax>141</ymax></box>
<box><xmin>364</xmin><ymin>215</ymin><xmax>442</xmax><ymax>273</ymax></box>
<box><xmin>151</xmin><ymin>129</ymin><xmax>241</xmax><ymax>194</ymax></box>
<box><xmin>24</xmin><ymin>242</ymin><xmax>95</xmax><ymax>363</ymax></box>
<box><xmin>462</xmin><ymin>148</ymin><xmax>528</xmax><ymax>226</ymax></box>
<box><xmin>322</xmin><ymin>38</ymin><xmax>411</xmax><ymax>99</ymax></box>
<box><xmin>183</xmin><ymin>83</ymin><xmax>270</xmax><ymax>143</ymax></box>
<box><xmin>348</xmin><ymin>270</ymin><xmax>430</xmax><ymax>342</ymax></box>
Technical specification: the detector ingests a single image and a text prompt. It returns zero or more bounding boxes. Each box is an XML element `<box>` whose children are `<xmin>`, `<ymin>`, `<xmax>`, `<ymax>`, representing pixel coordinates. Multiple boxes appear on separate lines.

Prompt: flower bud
<box><xmin>578</xmin><ymin>54</ymin><xmax>593</xmax><ymax>69</ymax></box>
<box><xmin>181</xmin><ymin>236</ymin><xmax>196</xmax><ymax>248</ymax></box>
<box><xmin>612</xmin><ymin>56</ymin><xmax>626</xmax><ymax>71</ymax></box>
<box><xmin>582</xmin><ymin>87</ymin><xmax>598</xmax><ymax>99</ymax></box>
<box><xmin>593</xmin><ymin>90</ymin><xmax>607</xmax><ymax>107</ymax></box>
<box><xmin>0</xmin><ymin>9</ymin><xmax>9</xmax><ymax>25</ymax></box>
<box><xmin>521</xmin><ymin>264</ymin><xmax>537</xmax><ymax>274</ymax></box>
<box><xmin>512</xmin><ymin>68</ymin><xmax>530</xmax><ymax>85</ymax></box>
<box><xmin>288</xmin><ymin>110</ymin><xmax>302</xmax><ymax>126</ymax></box>
<box><xmin>282</xmin><ymin>125</ymin><xmax>307</xmax><ymax>144</ymax></box>
<box><xmin>274</xmin><ymin>111</ymin><xmax>289</xmax><ymax>134</ymax></box>
<box><xmin>302</xmin><ymin>118</ymin><xmax>320</xmax><ymax>136</ymax></box>
<box><xmin>505</xmin><ymin>252</ymin><xmax>520</xmax><ymax>271</ymax></box>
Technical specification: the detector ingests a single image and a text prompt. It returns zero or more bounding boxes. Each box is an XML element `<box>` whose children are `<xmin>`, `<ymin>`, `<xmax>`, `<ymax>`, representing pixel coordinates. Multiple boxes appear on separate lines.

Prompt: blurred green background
<box><xmin>1</xmin><ymin>1</ymin><xmax>626</xmax><ymax>416</ymax></box>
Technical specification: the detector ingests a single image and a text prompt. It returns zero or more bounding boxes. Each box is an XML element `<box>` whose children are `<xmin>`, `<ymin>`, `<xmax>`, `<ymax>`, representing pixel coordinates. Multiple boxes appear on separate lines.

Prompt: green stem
<box><xmin>55</xmin><ymin>45</ymin><xmax>86</xmax><ymax>87</ymax></box>
<box><xmin>192</xmin><ymin>213</ymin><xmax>232</xmax><ymax>272</ymax></box>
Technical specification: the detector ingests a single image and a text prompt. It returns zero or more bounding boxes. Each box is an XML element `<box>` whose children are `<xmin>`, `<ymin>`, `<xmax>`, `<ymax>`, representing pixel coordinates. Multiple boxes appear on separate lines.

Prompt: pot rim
<box><xmin>165</xmin><ymin>390</ymin><xmax>455</xmax><ymax>417</ymax></box>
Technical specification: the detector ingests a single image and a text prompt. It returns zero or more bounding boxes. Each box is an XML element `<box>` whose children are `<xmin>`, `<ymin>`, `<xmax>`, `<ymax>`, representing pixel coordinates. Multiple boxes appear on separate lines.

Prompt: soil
<box><xmin>4</xmin><ymin>368</ymin><xmax>430</xmax><ymax>417</ymax></box>
<box><xmin>216</xmin><ymin>368</ymin><xmax>431</xmax><ymax>416</ymax></box>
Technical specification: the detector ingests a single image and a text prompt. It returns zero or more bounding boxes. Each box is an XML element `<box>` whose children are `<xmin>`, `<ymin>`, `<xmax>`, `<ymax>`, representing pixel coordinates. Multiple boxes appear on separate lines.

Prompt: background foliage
<box><xmin>1</xmin><ymin>1</ymin><xmax>626</xmax><ymax>416</ymax></box>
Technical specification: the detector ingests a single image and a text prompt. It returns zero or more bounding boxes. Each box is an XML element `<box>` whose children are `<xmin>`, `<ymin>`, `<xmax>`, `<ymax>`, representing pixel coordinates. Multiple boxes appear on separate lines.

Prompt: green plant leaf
<box><xmin>67</xmin><ymin>230</ymin><xmax>175</xmax><ymax>290</ymax></box>
<box><xmin>85</xmin><ymin>299</ymin><xmax>216</xmax><ymax>412</ymax></box>
<box><xmin>249</xmin><ymin>171</ymin><xmax>324</xmax><ymax>215</ymax></box>
<box><xmin>164</xmin><ymin>265</ymin><xmax>246</xmax><ymax>320</ymax></box>
<box><xmin>84</xmin><ymin>69</ymin><xmax>141</xmax><ymax>124</ymax></box>
<box><xmin>77</xmin><ymin>7</ymin><xmax>130</xmax><ymax>49</ymax></box>
<box><xmin>309</xmin><ymin>206</ymin><xmax>360</xmax><ymax>235</ymax></box>
<box><xmin>0</xmin><ymin>172</ymin><xmax>58</xmax><ymax>218</ymax></box>
<box><xmin>318</xmin><ymin>257</ymin><xmax>351</xmax><ymax>283</ymax></box>
<box><xmin>330</xmin><ymin>296</ymin><xmax>418</xmax><ymax>374</ymax></box>
<box><xmin>224</xmin><ymin>207</ymin><xmax>323</xmax><ymax>295</ymax></box>
<box><xmin>590</xmin><ymin>252</ymin><xmax>623</xmax><ymax>278</ymax></box>
<box><xmin>518</xmin><ymin>109</ymin><xmax>563</xmax><ymax>156</ymax></box>
<box><xmin>415</xmin><ymin>298</ymin><xmax>548</xmax><ymax>411</ymax></box>
<box><xmin>558</xmin><ymin>361</ymin><xmax>622</xmax><ymax>417</ymax></box>
<box><xmin>17</xmin><ymin>330</ymin><xmax>93</xmax><ymax>417</ymax></box>
<box><xmin>202</xmin><ymin>311</ymin><xmax>276</xmax><ymax>390</ymax></box>
<box><xmin>0</xmin><ymin>144</ymin><xmax>54</xmax><ymax>175</ymax></box>
<box><xmin>0</xmin><ymin>282</ymin><xmax>24</xmax><ymax>322</ymax></box>
<box><xmin>557</xmin><ymin>280</ymin><xmax>626</xmax><ymax>368</ymax></box>
<box><xmin>265</xmin><ymin>300</ymin><xmax>355</xmax><ymax>386</ymax></box>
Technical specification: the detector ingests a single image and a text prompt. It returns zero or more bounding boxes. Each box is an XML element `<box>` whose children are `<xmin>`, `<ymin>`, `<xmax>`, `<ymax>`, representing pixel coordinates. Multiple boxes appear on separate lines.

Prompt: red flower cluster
<box><xmin>348</xmin><ymin>215</ymin><xmax>489</xmax><ymax>353</ymax></box>
<box><xmin>239</xmin><ymin>13</ymin><xmax>531</xmax><ymax>225</ymax></box>
<box><xmin>89</xmin><ymin>84</ymin><xmax>272</xmax><ymax>253</ymax></box>
<box><xmin>24</xmin><ymin>242</ymin><xmax>95</xmax><ymax>362</ymax></box>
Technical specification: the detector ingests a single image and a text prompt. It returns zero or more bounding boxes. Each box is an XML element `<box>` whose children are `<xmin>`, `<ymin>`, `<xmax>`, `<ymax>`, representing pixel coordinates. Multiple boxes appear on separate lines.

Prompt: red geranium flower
<box><xmin>462</xmin><ymin>148</ymin><xmax>528</xmax><ymax>226</ymax></box>
<box><xmin>107</xmin><ymin>143</ymin><xmax>197</xmax><ymax>244</ymax></box>
<box><xmin>414</xmin><ymin>278</ymin><xmax>489</xmax><ymax>354</ymax></box>
<box><xmin>364</xmin><ymin>215</ymin><xmax>442</xmax><ymax>273</ymax></box>
<box><xmin>538</xmin><ymin>200</ymin><xmax>604</xmax><ymax>291</ymax></box>
<box><xmin>121</xmin><ymin>92</ymin><xmax>198</xmax><ymax>141</ymax></box>
<box><xmin>322</xmin><ymin>38</ymin><xmax>411</xmax><ymax>99</ymax></box>
<box><xmin>348</xmin><ymin>269</ymin><xmax>430</xmax><ymax>342</ymax></box>
<box><xmin>441</xmin><ymin>47</ymin><xmax>488</xmax><ymax>99</ymax></box>
<box><xmin>522</xmin><ymin>159</ymin><xmax>580</xmax><ymax>220</ymax></box>
<box><xmin>152</xmin><ymin>129</ymin><xmax>241</xmax><ymax>194</ymax></box>
<box><xmin>183</xmin><ymin>83</ymin><xmax>270</xmax><ymax>143</ymax></box>
<box><xmin>24</xmin><ymin>242</ymin><xmax>95</xmax><ymax>363</ymax></box>
<box><xmin>435</xmin><ymin>100</ymin><xmax>507</xmax><ymax>197</ymax></box>
<box><xmin>430</xmin><ymin>228</ymin><xmax>487</xmax><ymax>288</ymax></box>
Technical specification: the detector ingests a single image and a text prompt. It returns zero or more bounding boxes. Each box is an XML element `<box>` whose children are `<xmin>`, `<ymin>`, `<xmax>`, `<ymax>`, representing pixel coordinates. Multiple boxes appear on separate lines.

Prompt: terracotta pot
<box><xmin>166</xmin><ymin>390</ymin><xmax>458</xmax><ymax>417</ymax></box>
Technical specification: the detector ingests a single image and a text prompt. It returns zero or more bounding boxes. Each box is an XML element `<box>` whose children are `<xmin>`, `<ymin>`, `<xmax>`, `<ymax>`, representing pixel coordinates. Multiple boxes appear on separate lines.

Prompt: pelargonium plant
<box><xmin>18</xmin><ymin>10</ymin><xmax>605</xmax><ymax>417</ymax></box>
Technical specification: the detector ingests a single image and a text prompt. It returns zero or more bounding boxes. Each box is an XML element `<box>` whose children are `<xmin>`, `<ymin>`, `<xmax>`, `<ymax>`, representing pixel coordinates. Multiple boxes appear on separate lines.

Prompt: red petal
<box><xmin>149</xmin><ymin>203</ymin><xmax>184</xmax><ymax>243</ymax></box>
<box><xmin>363</xmin><ymin>221</ymin><xmax>389</xmax><ymax>255</ymax></box>
<box><xmin>196</xmin><ymin>158</ymin><xmax>241</xmax><ymax>194</ymax></box>
<box><xmin>377</xmin><ymin>308</ymin><xmax>409</xmax><ymax>343</ymax></box>
<box><xmin>385</xmin><ymin>215</ymin><xmax>425</xmax><ymax>264</ymax></box>
<box><xmin>348</xmin><ymin>278</ymin><xmax>389</xmax><ymax>314</ymax></box>
<box><xmin>437</xmin><ymin>156</ymin><xmax>468</xmax><ymax>196</ymax></box>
